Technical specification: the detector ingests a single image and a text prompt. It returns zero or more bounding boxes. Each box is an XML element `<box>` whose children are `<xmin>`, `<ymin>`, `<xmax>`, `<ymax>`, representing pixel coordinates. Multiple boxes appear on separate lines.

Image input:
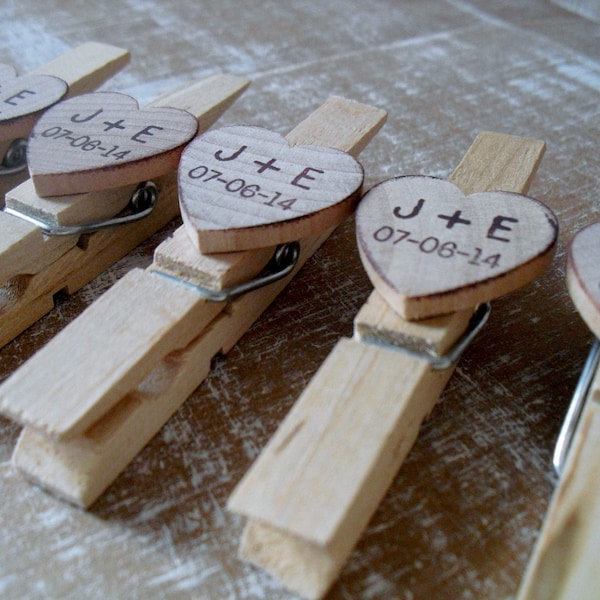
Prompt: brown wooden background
<box><xmin>1</xmin><ymin>1</ymin><xmax>599</xmax><ymax>598</ymax></box>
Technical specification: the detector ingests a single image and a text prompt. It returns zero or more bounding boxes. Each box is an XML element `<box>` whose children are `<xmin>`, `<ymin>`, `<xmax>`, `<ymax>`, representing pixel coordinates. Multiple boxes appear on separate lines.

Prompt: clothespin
<box><xmin>517</xmin><ymin>221</ymin><xmax>600</xmax><ymax>599</ymax></box>
<box><xmin>0</xmin><ymin>96</ymin><xmax>387</xmax><ymax>509</ymax></box>
<box><xmin>0</xmin><ymin>42</ymin><xmax>130</xmax><ymax>195</ymax></box>
<box><xmin>0</xmin><ymin>73</ymin><xmax>249</xmax><ymax>347</ymax></box>
<box><xmin>227</xmin><ymin>132</ymin><xmax>559</xmax><ymax>599</ymax></box>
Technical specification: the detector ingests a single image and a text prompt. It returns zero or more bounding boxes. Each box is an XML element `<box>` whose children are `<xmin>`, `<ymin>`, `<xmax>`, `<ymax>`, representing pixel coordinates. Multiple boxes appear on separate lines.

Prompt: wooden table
<box><xmin>1</xmin><ymin>1</ymin><xmax>599</xmax><ymax>598</ymax></box>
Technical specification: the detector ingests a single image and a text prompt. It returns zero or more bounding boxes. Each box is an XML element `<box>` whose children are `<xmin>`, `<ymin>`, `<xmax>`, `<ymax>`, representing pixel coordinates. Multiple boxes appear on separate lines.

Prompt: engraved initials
<box><xmin>393</xmin><ymin>198</ymin><xmax>425</xmax><ymax>219</ymax></box>
<box><xmin>291</xmin><ymin>167</ymin><xmax>325</xmax><ymax>190</ymax></box>
<box><xmin>4</xmin><ymin>89</ymin><xmax>35</xmax><ymax>105</ymax></box>
<box><xmin>71</xmin><ymin>108</ymin><xmax>103</xmax><ymax>123</ymax></box>
<box><xmin>215</xmin><ymin>145</ymin><xmax>247</xmax><ymax>161</ymax></box>
<box><xmin>437</xmin><ymin>210</ymin><xmax>471</xmax><ymax>229</ymax></box>
<box><xmin>487</xmin><ymin>216</ymin><xmax>518</xmax><ymax>242</ymax></box>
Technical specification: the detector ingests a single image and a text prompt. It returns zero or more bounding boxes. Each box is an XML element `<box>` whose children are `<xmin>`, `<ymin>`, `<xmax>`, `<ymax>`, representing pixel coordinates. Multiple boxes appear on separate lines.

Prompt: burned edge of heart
<box><xmin>357</xmin><ymin>186</ymin><xmax>559</xmax><ymax>318</ymax></box>
<box><xmin>567</xmin><ymin>222</ymin><xmax>600</xmax><ymax>314</ymax></box>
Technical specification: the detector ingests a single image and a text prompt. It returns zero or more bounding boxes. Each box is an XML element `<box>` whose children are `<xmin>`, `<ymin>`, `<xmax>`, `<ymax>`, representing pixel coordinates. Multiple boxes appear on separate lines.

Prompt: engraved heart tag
<box><xmin>28</xmin><ymin>91</ymin><xmax>199</xmax><ymax>196</ymax></box>
<box><xmin>356</xmin><ymin>175</ymin><xmax>558</xmax><ymax>320</ymax></box>
<box><xmin>178</xmin><ymin>125</ymin><xmax>364</xmax><ymax>253</ymax></box>
<box><xmin>567</xmin><ymin>221</ymin><xmax>600</xmax><ymax>338</ymax></box>
<box><xmin>0</xmin><ymin>64</ymin><xmax>68</xmax><ymax>140</ymax></box>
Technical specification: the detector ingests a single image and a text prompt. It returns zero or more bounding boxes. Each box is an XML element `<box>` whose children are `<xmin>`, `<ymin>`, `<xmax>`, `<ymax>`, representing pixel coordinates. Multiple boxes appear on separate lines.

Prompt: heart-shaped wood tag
<box><xmin>28</xmin><ymin>91</ymin><xmax>199</xmax><ymax>196</ymax></box>
<box><xmin>0</xmin><ymin>64</ymin><xmax>68</xmax><ymax>141</ymax></box>
<box><xmin>356</xmin><ymin>175</ymin><xmax>558</xmax><ymax>320</ymax></box>
<box><xmin>567</xmin><ymin>221</ymin><xmax>600</xmax><ymax>338</ymax></box>
<box><xmin>178</xmin><ymin>125</ymin><xmax>364</xmax><ymax>253</ymax></box>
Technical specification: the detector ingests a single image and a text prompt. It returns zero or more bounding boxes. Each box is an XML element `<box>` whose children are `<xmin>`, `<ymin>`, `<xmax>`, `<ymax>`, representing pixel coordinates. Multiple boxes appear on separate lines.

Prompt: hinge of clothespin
<box><xmin>227</xmin><ymin>131</ymin><xmax>558</xmax><ymax>600</ymax></box>
<box><xmin>517</xmin><ymin>221</ymin><xmax>600</xmax><ymax>599</ymax></box>
<box><xmin>0</xmin><ymin>73</ymin><xmax>249</xmax><ymax>348</ymax></box>
<box><xmin>0</xmin><ymin>42</ymin><xmax>130</xmax><ymax>195</ymax></box>
<box><xmin>0</xmin><ymin>96</ymin><xmax>387</xmax><ymax>509</ymax></box>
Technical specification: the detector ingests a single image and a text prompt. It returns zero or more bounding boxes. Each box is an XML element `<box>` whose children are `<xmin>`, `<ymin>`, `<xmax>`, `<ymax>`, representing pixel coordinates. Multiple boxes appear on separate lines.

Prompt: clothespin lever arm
<box><xmin>0</xmin><ymin>74</ymin><xmax>249</xmax><ymax>349</ymax></box>
<box><xmin>518</xmin><ymin>219</ymin><xmax>600</xmax><ymax>598</ymax></box>
<box><xmin>228</xmin><ymin>131</ymin><xmax>548</xmax><ymax>600</ymax></box>
<box><xmin>1</xmin><ymin>97</ymin><xmax>387</xmax><ymax>509</ymax></box>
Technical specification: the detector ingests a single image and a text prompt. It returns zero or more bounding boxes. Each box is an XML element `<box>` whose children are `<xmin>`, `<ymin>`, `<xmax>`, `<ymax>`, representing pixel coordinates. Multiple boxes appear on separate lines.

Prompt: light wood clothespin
<box><xmin>0</xmin><ymin>42</ymin><xmax>130</xmax><ymax>196</ymax></box>
<box><xmin>0</xmin><ymin>73</ymin><xmax>249</xmax><ymax>347</ymax></box>
<box><xmin>227</xmin><ymin>132</ymin><xmax>559</xmax><ymax>599</ymax></box>
<box><xmin>517</xmin><ymin>221</ymin><xmax>600</xmax><ymax>599</ymax></box>
<box><xmin>0</xmin><ymin>96</ymin><xmax>387</xmax><ymax>509</ymax></box>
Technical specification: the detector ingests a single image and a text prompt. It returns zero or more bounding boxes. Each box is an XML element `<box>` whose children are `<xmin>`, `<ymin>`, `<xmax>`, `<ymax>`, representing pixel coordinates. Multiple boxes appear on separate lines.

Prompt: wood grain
<box><xmin>517</xmin><ymin>217</ymin><xmax>600</xmax><ymax>597</ymax></box>
<box><xmin>229</xmin><ymin>132</ymin><xmax>548</xmax><ymax>598</ymax></box>
<box><xmin>1</xmin><ymin>268</ymin><xmax>224</xmax><ymax>437</ymax></box>
<box><xmin>178</xmin><ymin>125</ymin><xmax>364</xmax><ymax>253</ymax></box>
<box><xmin>13</xmin><ymin>225</ymin><xmax>334</xmax><ymax>507</ymax></box>
<box><xmin>28</xmin><ymin>41</ymin><xmax>130</xmax><ymax>98</ymax></box>
<box><xmin>354</xmin><ymin>289</ymin><xmax>474</xmax><ymax>355</ymax></box>
<box><xmin>566</xmin><ymin>221</ymin><xmax>600</xmax><ymax>339</ymax></box>
<box><xmin>356</xmin><ymin>175</ymin><xmax>558</xmax><ymax>320</ymax></box>
<box><xmin>0</xmin><ymin>72</ymin><xmax>67</xmax><ymax>139</ymax></box>
<box><xmin>517</xmin><ymin>366</ymin><xmax>600</xmax><ymax>599</ymax></box>
<box><xmin>153</xmin><ymin>225</ymin><xmax>275</xmax><ymax>289</ymax></box>
<box><xmin>4</xmin><ymin>96</ymin><xmax>386</xmax><ymax>507</ymax></box>
<box><xmin>0</xmin><ymin>42</ymin><xmax>129</xmax><ymax>197</ymax></box>
<box><xmin>0</xmin><ymin>75</ymin><xmax>249</xmax><ymax>349</ymax></box>
<box><xmin>232</xmin><ymin>337</ymin><xmax>454</xmax><ymax>599</ymax></box>
<box><xmin>1</xmin><ymin>2</ymin><xmax>598</xmax><ymax>598</ymax></box>
<box><xmin>0</xmin><ymin>42</ymin><xmax>129</xmax><ymax>143</ymax></box>
<box><xmin>28</xmin><ymin>91</ymin><xmax>199</xmax><ymax>196</ymax></box>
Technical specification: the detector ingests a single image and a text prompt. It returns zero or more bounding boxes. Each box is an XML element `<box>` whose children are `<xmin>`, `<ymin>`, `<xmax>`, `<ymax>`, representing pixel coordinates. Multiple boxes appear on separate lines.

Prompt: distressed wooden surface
<box><xmin>1</xmin><ymin>1</ymin><xmax>599</xmax><ymax>598</ymax></box>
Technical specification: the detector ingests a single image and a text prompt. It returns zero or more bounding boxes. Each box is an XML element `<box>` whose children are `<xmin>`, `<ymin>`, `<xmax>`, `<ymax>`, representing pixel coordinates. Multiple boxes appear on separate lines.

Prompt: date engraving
<box><xmin>372</xmin><ymin>227</ymin><xmax>501</xmax><ymax>268</ymax></box>
<box><xmin>40</xmin><ymin>126</ymin><xmax>131</xmax><ymax>160</ymax></box>
<box><xmin>178</xmin><ymin>125</ymin><xmax>364</xmax><ymax>253</ymax></box>
<box><xmin>186</xmin><ymin>164</ymin><xmax>298</xmax><ymax>211</ymax></box>
<box><xmin>27</xmin><ymin>91</ymin><xmax>199</xmax><ymax>196</ymax></box>
<box><xmin>356</xmin><ymin>175</ymin><xmax>558</xmax><ymax>319</ymax></box>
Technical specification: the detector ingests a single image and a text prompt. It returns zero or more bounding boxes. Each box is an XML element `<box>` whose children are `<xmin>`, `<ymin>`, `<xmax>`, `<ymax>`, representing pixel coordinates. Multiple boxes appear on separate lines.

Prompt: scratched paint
<box><xmin>1</xmin><ymin>1</ymin><xmax>600</xmax><ymax>598</ymax></box>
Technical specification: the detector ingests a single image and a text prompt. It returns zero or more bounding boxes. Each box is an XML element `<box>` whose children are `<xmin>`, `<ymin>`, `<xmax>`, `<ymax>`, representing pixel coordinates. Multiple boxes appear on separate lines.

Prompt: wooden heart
<box><xmin>567</xmin><ymin>221</ymin><xmax>600</xmax><ymax>338</ymax></box>
<box><xmin>0</xmin><ymin>65</ymin><xmax>68</xmax><ymax>140</ymax></box>
<box><xmin>356</xmin><ymin>175</ymin><xmax>558</xmax><ymax>320</ymax></box>
<box><xmin>28</xmin><ymin>91</ymin><xmax>199</xmax><ymax>196</ymax></box>
<box><xmin>178</xmin><ymin>125</ymin><xmax>364</xmax><ymax>253</ymax></box>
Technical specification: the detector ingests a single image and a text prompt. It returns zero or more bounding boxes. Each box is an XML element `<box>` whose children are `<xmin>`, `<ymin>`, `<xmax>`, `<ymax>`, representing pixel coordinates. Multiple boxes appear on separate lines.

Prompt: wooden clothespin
<box><xmin>227</xmin><ymin>132</ymin><xmax>559</xmax><ymax>599</ymax></box>
<box><xmin>517</xmin><ymin>221</ymin><xmax>600</xmax><ymax>598</ymax></box>
<box><xmin>0</xmin><ymin>73</ymin><xmax>249</xmax><ymax>347</ymax></box>
<box><xmin>0</xmin><ymin>42</ymin><xmax>130</xmax><ymax>195</ymax></box>
<box><xmin>0</xmin><ymin>96</ymin><xmax>387</xmax><ymax>508</ymax></box>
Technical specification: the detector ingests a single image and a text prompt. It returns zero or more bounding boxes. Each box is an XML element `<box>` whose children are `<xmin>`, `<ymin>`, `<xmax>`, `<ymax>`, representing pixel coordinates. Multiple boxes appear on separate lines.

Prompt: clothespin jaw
<box><xmin>517</xmin><ymin>220</ymin><xmax>600</xmax><ymax>599</ymax></box>
<box><xmin>228</xmin><ymin>131</ymin><xmax>557</xmax><ymax>599</ymax></box>
<box><xmin>0</xmin><ymin>73</ymin><xmax>249</xmax><ymax>348</ymax></box>
<box><xmin>147</xmin><ymin>119</ymin><xmax>367</xmax><ymax>300</ymax></box>
<box><xmin>0</xmin><ymin>42</ymin><xmax>130</xmax><ymax>193</ymax></box>
<box><xmin>0</xmin><ymin>96</ymin><xmax>386</xmax><ymax>509</ymax></box>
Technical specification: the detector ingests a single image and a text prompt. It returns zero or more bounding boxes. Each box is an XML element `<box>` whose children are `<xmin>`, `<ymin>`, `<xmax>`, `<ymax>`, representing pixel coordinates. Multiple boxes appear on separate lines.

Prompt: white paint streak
<box><xmin>557</xmin><ymin>60</ymin><xmax>600</xmax><ymax>91</ymax></box>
